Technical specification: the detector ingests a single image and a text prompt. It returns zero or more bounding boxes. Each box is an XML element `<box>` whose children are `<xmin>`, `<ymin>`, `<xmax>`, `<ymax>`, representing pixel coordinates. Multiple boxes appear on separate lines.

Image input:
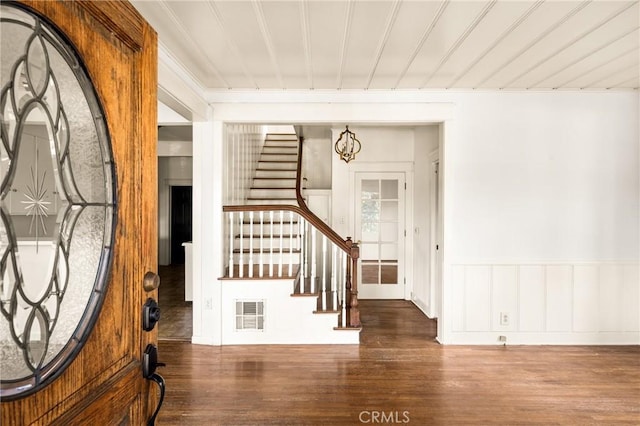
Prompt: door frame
<box><xmin>348</xmin><ymin>162</ymin><xmax>414</xmax><ymax>301</ymax></box>
<box><xmin>428</xmin><ymin>149</ymin><xmax>441</xmax><ymax>318</ymax></box>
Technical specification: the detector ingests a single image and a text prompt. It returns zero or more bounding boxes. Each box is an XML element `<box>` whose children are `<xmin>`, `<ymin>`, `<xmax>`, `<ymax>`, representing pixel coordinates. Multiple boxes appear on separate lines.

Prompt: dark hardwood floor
<box><xmin>158</xmin><ymin>264</ymin><xmax>192</xmax><ymax>341</ymax></box>
<box><xmin>157</xmin><ymin>300</ymin><xmax>640</xmax><ymax>425</ymax></box>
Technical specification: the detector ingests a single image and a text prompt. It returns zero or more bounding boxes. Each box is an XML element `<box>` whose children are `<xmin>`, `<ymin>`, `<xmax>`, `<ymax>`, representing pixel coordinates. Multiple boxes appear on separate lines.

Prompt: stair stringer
<box><xmin>220</xmin><ymin>278</ymin><xmax>360</xmax><ymax>345</ymax></box>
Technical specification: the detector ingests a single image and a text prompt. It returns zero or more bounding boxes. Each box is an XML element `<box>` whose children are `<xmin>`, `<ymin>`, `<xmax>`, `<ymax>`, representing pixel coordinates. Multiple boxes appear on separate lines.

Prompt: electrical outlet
<box><xmin>205</xmin><ymin>298</ymin><xmax>212</xmax><ymax>310</ymax></box>
<box><xmin>500</xmin><ymin>312</ymin><xmax>510</xmax><ymax>326</ymax></box>
<box><xmin>498</xmin><ymin>335</ymin><xmax>507</xmax><ymax>344</ymax></box>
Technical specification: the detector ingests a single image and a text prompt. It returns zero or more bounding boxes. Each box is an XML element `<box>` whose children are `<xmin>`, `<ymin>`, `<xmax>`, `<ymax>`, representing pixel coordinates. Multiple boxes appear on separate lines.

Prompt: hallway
<box><xmin>156</xmin><ymin>300</ymin><xmax>640</xmax><ymax>425</ymax></box>
<box><xmin>158</xmin><ymin>264</ymin><xmax>193</xmax><ymax>341</ymax></box>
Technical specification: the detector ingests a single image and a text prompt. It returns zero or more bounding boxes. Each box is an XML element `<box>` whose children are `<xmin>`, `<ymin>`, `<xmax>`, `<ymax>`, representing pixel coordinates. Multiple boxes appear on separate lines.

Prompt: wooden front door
<box><xmin>1</xmin><ymin>1</ymin><xmax>158</xmax><ymax>424</ymax></box>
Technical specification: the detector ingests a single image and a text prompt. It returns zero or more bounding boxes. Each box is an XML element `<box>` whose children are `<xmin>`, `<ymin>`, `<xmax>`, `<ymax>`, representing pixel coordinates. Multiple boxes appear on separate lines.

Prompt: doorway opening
<box><xmin>170</xmin><ymin>185</ymin><xmax>192</xmax><ymax>264</ymax></box>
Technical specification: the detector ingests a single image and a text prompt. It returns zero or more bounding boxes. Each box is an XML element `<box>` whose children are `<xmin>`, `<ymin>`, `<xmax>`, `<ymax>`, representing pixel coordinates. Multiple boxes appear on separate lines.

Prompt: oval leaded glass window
<box><xmin>0</xmin><ymin>4</ymin><xmax>115</xmax><ymax>399</ymax></box>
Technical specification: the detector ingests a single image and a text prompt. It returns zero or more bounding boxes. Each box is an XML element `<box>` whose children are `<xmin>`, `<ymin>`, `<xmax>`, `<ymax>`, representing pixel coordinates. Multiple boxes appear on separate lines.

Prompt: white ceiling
<box><xmin>132</xmin><ymin>0</ymin><xmax>639</xmax><ymax>91</ymax></box>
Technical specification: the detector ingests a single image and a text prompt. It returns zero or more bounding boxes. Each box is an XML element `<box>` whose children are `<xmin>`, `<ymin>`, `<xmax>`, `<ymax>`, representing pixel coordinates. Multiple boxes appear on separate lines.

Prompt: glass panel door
<box><xmin>355</xmin><ymin>173</ymin><xmax>405</xmax><ymax>299</ymax></box>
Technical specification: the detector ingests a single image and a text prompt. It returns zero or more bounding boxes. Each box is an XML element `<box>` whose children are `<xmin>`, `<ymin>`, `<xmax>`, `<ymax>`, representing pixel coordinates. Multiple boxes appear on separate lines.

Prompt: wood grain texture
<box><xmin>158</xmin><ymin>300</ymin><xmax>640</xmax><ymax>425</ymax></box>
<box><xmin>1</xmin><ymin>1</ymin><xmax>157</xmax><ymax>424</ymax></box>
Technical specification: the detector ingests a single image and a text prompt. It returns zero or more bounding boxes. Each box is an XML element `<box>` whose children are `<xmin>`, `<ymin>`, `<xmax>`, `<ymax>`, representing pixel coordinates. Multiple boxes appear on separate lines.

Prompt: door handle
<box><xmin>142</xmin><ymin>298</ymin><xmax>161</xmax><ymax>331</ymax></box>
<box><xmin>142</xmin><ymin>344</ymin><xmax>165</xmax><ymax>426</ymax></box>
<box><xmin>143</xmin><ymin>271</ymin><xmax>161</xmax><ymax>292</ymax></box>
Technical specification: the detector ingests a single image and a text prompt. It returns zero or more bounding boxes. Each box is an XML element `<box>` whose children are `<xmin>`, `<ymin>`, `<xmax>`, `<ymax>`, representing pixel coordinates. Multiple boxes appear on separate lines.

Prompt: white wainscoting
<box><xmin>449</xmin><ymin>263</ymin><xmax>640</xmax><ymax>344</ymax></box>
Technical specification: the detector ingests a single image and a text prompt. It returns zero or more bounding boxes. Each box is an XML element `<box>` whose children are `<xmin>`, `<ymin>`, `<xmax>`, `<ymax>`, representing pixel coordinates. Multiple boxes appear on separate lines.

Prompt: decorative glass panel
<box><xmin>361</xmin><ymin>179</ymin><xmax>379</xmax><ymax>199</ymax></box>
<box><xmin>0</xmin><ymin>4</ymin><xmax>115</xmax><ymax>400</ymax></box>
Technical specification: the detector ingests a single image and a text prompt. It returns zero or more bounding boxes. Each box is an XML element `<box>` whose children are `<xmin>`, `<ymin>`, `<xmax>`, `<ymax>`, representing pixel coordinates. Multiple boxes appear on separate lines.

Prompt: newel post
<box><xmin>345</xmin><ymin>237</ymin><xmax>361</xmax><ymax>328</ymax></box>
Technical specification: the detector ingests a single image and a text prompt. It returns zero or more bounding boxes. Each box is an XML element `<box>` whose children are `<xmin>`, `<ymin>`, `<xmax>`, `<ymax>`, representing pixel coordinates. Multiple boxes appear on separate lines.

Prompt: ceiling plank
<box><xmin>206</xmin><ymin>1</ymin><xmax>258</xmax><ymax>89</ymax></box>
<box><xmin>584</xmin><ymin>55</ymin><xmax>638</xmax><ymax>89</ymax></box>
<box><xmin>474</xmin><ymin>0</ymin><xmax>591</xmax><ymax>88</ymax></box>
<box><xmin>158</xmin><ymin>0</ymin><xmax>230</xmax><ymax>88</ymax></box>
<box><xmin>421</xmin><ymin>0</ymin><xmax>496</xmax><ymax>88</ymax></box>
<box><xmin>504</xmin><ymin>1</ymin><xmax>639</xmax><ymax>88</ymax></box>
<box><xmin>530</xmin><ymin>27</ymin><xmax>639</xmax><ymax>88</ymax></box>
<box><xmin>393</xmin><ymin>0</ymin><xmax>449</xmax><ymax>89</ymax></box>
<box><xmin>336</xmin><ymin>0</ymin><xmax>355</xmax><ymax>89</ymax></box>
<box><xmin>300</xmin><ymin>0</ymin><xmax>314</xmax><ymax>89</ymax></box>
<box><xmin>364</xmin><ymin>0</ymin><xmax>402</xmax><ymax>89</ymax></box>
<box><xmin>448</xmin><ymin>1</ymin><xmax>543</xmax><ymax>88</ymax></box>
<box><xmin>252</xmin><ymin>0</ymin><xmax>284</xmax><ymax>88</ymax></box>
<box><xmin>557</xmin><ymin>46</ymin><xmax>639</xmax><ymax>88</ymax></box>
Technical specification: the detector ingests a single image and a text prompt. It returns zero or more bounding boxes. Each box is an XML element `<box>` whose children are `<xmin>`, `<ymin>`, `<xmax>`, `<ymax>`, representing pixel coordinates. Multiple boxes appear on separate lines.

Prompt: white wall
<box><xmin>302</xmin><ymin>137</ymin><xmax>332</xmax><ymax>189</ymax></box>
<box><xmin>158</xmin><ymin>156</ymin><xmax>193</xmax><ymax>265</ymax></box>
<box><xmin>443</xmin><ymin>92</ymin><xmax>639</xmax><ymax>344</ymax></box>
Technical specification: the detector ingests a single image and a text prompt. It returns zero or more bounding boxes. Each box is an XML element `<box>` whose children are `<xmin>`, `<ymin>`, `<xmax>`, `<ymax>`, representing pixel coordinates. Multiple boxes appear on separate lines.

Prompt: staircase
<box><xmin>247</xmin><ymin>133</ymin><xmax>299</xmax><ymax>206</ymax></box>
<box><xmin>221</xmin><ymin>132</ymin><xmax>360</xmax><ymax>345</ymax></box>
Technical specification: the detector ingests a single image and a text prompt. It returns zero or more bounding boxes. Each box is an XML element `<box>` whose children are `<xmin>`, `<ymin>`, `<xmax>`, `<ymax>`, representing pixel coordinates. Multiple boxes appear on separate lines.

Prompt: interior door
<box><xmin>355</xmin><ymin>172</ymin><xmax>405</xmax><ymax>299</ymax></box>
<box><xmin>1</xmin><ymin>1</ymin><xmax>158</xmax><ymax>424</ymax></box>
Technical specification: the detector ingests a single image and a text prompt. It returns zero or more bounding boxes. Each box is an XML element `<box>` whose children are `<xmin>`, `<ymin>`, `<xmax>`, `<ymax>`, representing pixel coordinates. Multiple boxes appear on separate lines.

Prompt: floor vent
<box><xmin>235</xmin><ymin>300</ymin><xmax>265</xmax><ymax>331</ymax></box>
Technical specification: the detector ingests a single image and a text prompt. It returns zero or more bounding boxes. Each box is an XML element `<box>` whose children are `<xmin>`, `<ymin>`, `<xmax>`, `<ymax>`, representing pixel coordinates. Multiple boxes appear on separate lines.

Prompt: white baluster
<box><xmin>259</xmin><ymin>211</ymin><xmax>264</xmax><ymax>277</ymax></box>
<box><xmin>299</xmin><ymin>217</ymin><xmax>305</xmax><ymax>278</ymax></box>
<box><xmin>228</xmin><ymin>212</ymin><xmax>234</xmax><ymax>278</ymax></box>
<box><xmin>341</xmin><ymin>252</ymin><xmax>347</xmax><ymax>327</ymax></box>
<box><xmin>303</xmin><ymin>220</ymin><xmax>309</xmax><ymax>279</ymax></box>
<box><xmin>331</xmin><ymin>245</ymin><xmax>338</xmax><ymax>311</ymax></box>
<box><xmin>289</xmin><ymin>211</ymin><xmax>294</xmax><ymax>277</ymax></box>
<box><xmin>321</xmin><ymin>235</ymin><xmax>327</xmax><ymax>311</ymax></box>
<box><xmin>239</xmin><ymin>212</ymin><xmax>244</xmax><ymax>278</ymax></box>
<box><xmin>278</xmin><ymin>210</ymin><xmax>284</xmax><ymax>277</ymax></box>
<box><xmin>269</xmin><ymin>211</ymin><xmax>274</xmax><ymax>277</ymax></box>
<box><xmin>310</xmin><ymin>227</ymin><xmax>316</xmax><ymax>294</ymax></box>
<box><xmin>249</xmin><ymin>211</ymin><xmax>254</xmax><ymax>277</ymax></box>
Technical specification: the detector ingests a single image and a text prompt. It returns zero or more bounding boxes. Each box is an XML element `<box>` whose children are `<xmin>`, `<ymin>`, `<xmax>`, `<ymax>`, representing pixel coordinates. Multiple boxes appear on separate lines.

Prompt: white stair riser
<box><xmin>252</xmin><ymin>178</ymin><xmax>297</xmax><ymax>188</ymax></box>
<box><xmin>240</xmin><ymin>223</ymin><xmax>300</xmax><ymax>234</ymax></box>
<box><xmin>255</xmin><ymin>170</ymin><xmax>297</xmax><ymax>179</ymax></box>
<box><xmin>234</xmin><ymin>238</ymin><xmax>300</xmax><ymax>251</ymax></box>
<box><xmin>250</xmin><ymin>188</ymin><xmax>297</xmax><ymax>199</ymax></box>
<box><xmin>247</xmin><ymin>198</ymin><xmax>297</xmax><ymax>205</ymax></box>
<box><xmin>265</xmin><ymin>135</ymin><xmax>297</xmax><ymax>141</ymax></box>
<box><xmin>262</xmin><ymin>146</ymin><xmax>298</xmax><ymax>154</ymax></box>
<box><xmin>257</xmin><ymin>161</ymin><xmax>297</xmax><ymax>170</ymax></box>
<box><xmin>233</xmin><ymin>253</ymin><xmax>301</xmax><ymax>264</ymax></box>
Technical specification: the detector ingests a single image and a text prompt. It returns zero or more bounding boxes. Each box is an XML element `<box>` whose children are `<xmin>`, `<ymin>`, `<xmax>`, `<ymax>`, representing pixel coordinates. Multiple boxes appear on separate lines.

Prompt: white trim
<box><xmin>210</xmin><ymin>102</ymin><xmax>454</xmax><ymax>124</ymax></box>
<box><xmin>158</xmin><ymin>44</ymin><xmax>208</xmax><ymax>121</ymax></box>
<box><xmin>445</xmin><ymin>332</ymin><xmax>640</xmax><ymax>346</ymax></box>
<box><xmin>428</xmin><ymin>149</ymin><xmax>440</xmax><ymax>319</ymax></box>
